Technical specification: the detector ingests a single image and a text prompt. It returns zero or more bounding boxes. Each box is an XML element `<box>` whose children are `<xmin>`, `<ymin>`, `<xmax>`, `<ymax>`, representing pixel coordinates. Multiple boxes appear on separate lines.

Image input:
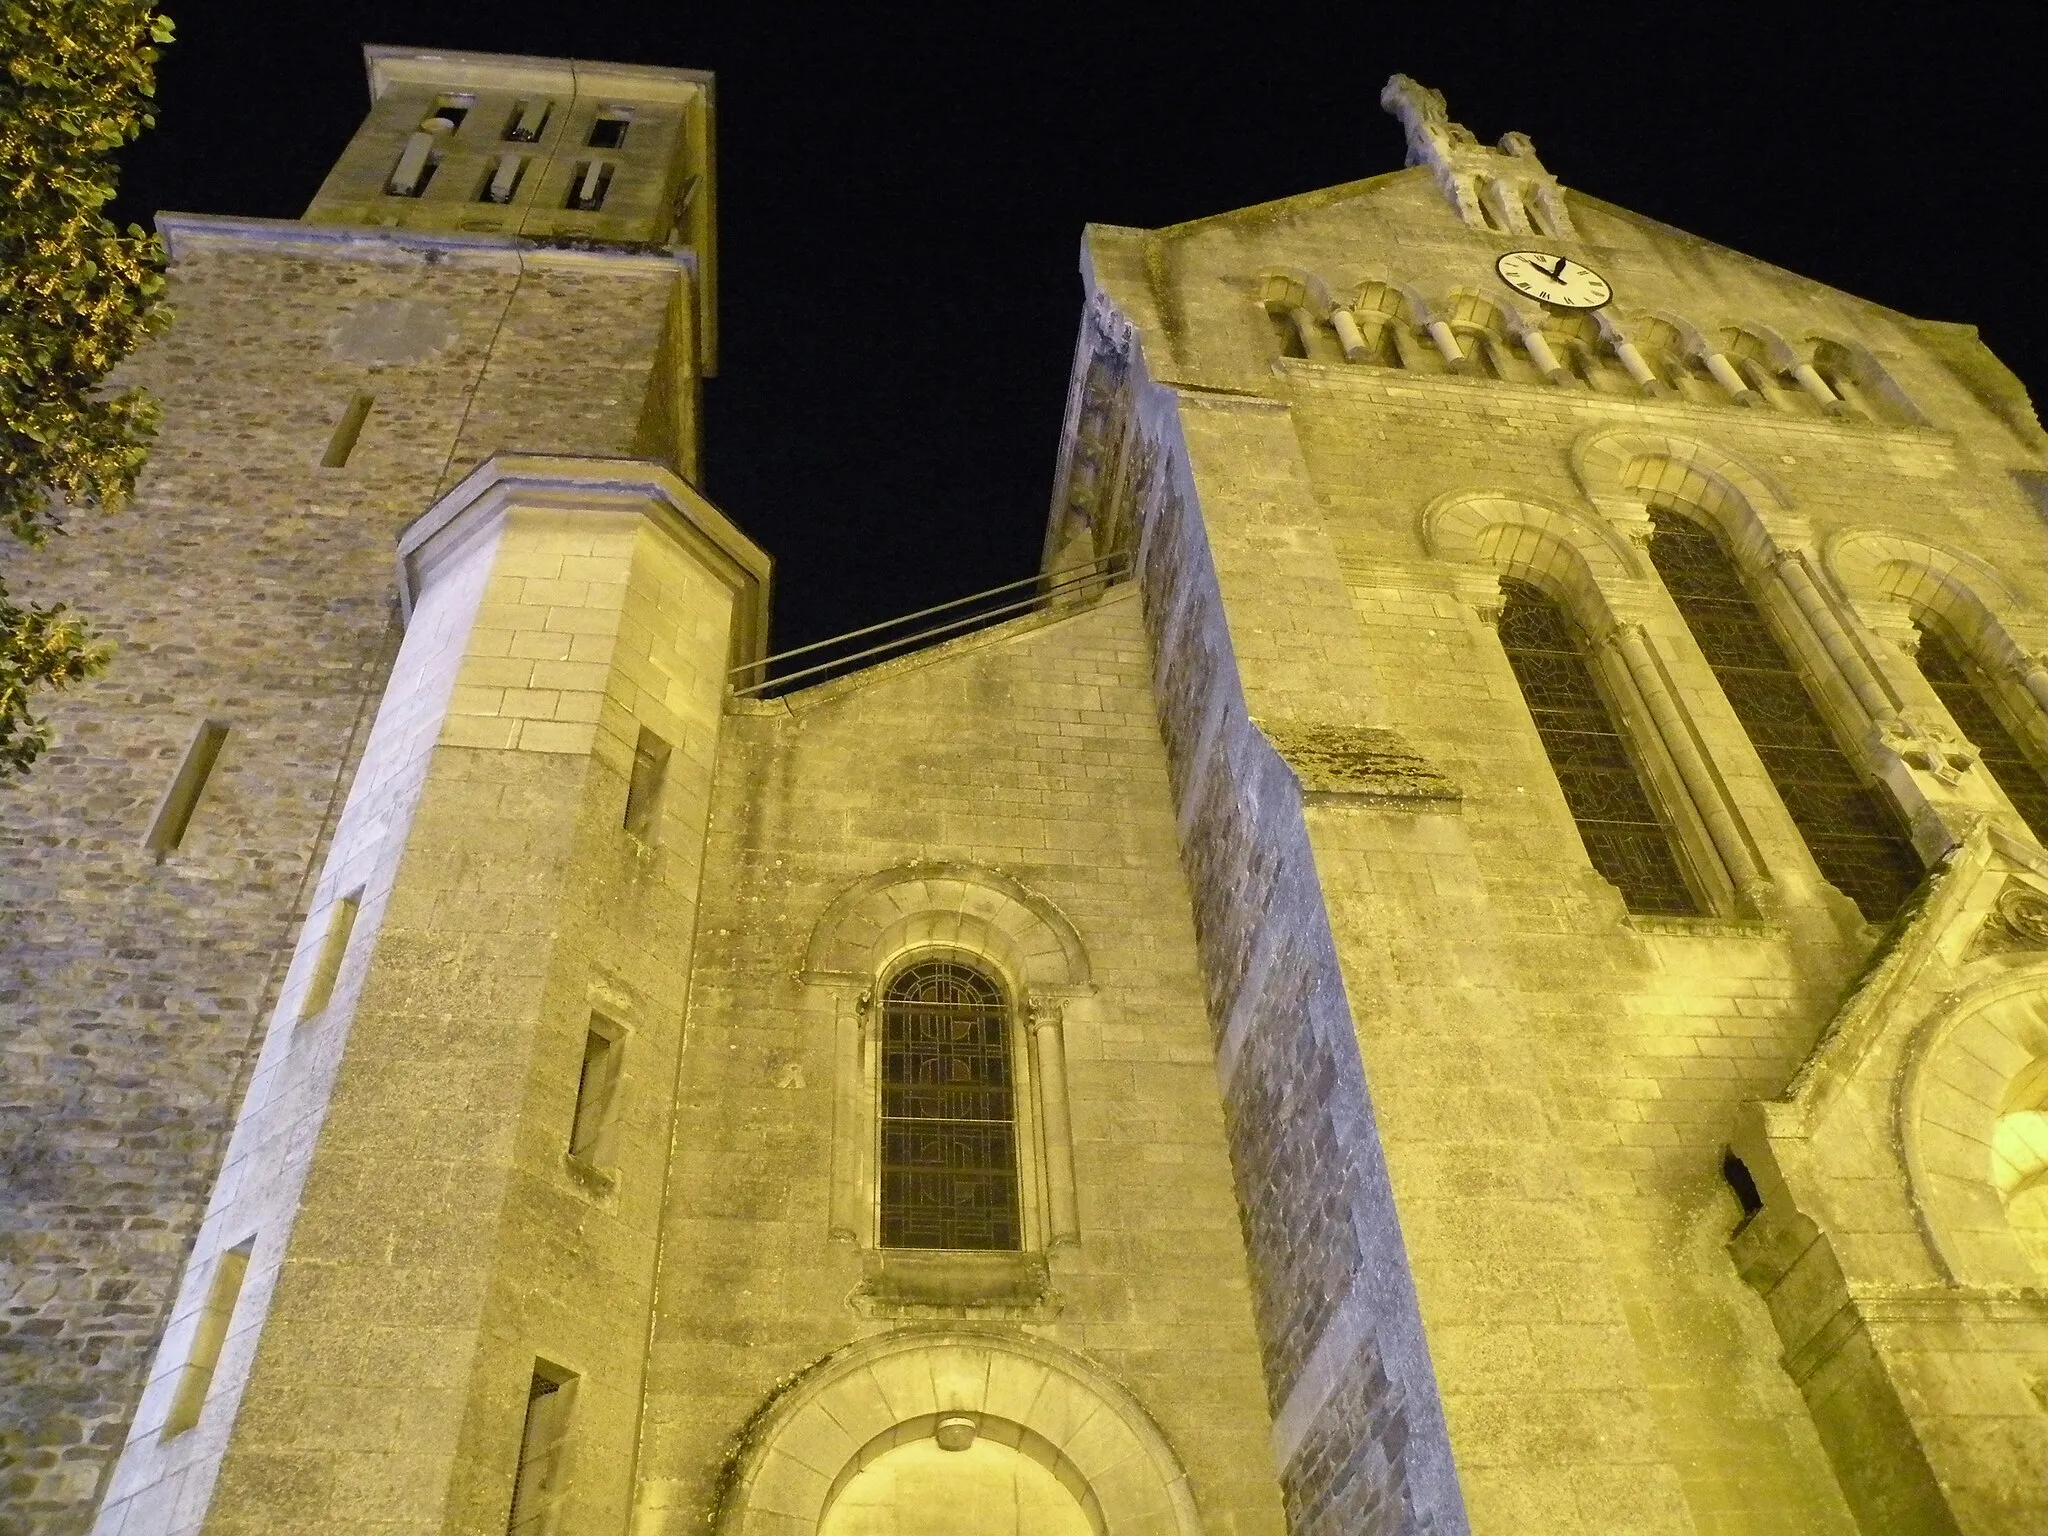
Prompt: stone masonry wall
<box><xmin>0</xmin><ymin>228</ymin><xmax>680</xmax><ymax>1534</ymax></box>
<box><xmin>635</xmin><ymin>589</ymin><xmax>1286</xmax><ymax>1534</ymax></box>
<box><xmin>1074</xmin><ymin>154</ymin><xmax>2048</xmax><ymax>1532</ymax></box>
<box><xmin>1128</xmin><ymin>404</ymin><xmax>1468</xmax><ymax>1536</ymax></box>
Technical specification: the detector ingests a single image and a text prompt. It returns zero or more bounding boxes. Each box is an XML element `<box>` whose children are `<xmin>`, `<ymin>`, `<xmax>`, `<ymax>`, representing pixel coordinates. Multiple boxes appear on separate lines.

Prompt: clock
<box><xmin>1495</xmin><ymin>251</ymin><xmax>1611</xmax><ymax>309</ymax></box>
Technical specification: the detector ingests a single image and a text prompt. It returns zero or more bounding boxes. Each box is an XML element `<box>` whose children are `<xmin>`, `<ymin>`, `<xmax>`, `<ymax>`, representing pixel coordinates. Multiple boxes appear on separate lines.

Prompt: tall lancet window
<box><xmin>878</xmin><ymin>959</ymin><xmax>1021</xmax><ymax>1250</ymax></box>
<box><xmin>1497</xmin><ymin>578</ymin><xmax>1699</xmax><ymax>915</ymax></box>
<box><xmin>1913</xmin><ymin>621</ymin><xmax>2048</xmax><ymax>841</ymax></box>
<box><xmin>1646</xmin><ymin>508</ymin><xmax>1920</xmax><ymax>920</ymax></box>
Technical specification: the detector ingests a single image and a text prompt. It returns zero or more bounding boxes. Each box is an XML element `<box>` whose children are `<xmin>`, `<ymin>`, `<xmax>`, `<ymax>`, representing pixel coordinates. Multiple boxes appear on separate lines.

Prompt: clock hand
<box><xmin>1548</xmin><ymin>255</ymin><xmax>1569</xmax><ymax>282</ymax></box>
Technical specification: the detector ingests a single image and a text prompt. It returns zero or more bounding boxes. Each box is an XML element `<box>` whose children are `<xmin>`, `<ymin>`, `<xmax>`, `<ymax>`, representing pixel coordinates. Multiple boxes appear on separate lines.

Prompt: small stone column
<box><xmin>1703</xmin><ymin>352</ymin><xmax>1762</xmax><ymax>406</ymax></box>
<box><xmin>1791</xmin><ymin>361</ymin><xmax>1853</xmax><ymax>415</ymax></box>
<box><xmin>1610</xmin><ymin>338</ymin><xmax>1666</xmax><ymax>396</ymax></box>
<box><xmin>1424</xmin><ymin>319</ymin><xmax>1470</xmax><ymax>372</ymax></box>
<box><xmin>1773</xmin><ymin>550</ymin><xmax>1899</xmax><ymax>726</ymax></box>
<box><xmin>1602</xmin><ymin>621</ymin><xmax>1768</xmax><ymax>902</ymax></box>
<box><xmin>1329</xmin><ymin>307</ymin><xmax>1370</xmax><ymax>363</ymax></box>
<box><xmin>1518</xmin><ymin>327</ymin><xmax>1569</xmax><ymax>384</ymax></box>
<box><xmin>1028</xmin><ymin>998</ymin><xmax>1080</xmax><ymax>1246</ymax></box>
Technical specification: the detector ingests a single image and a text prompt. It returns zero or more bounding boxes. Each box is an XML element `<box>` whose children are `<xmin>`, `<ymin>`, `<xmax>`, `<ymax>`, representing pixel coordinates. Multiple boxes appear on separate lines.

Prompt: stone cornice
<box><xmin>395</xmin><ymin>453</ymin><xmax>772</xmax><ymax>666</ymax></box>
<box><xmin>361</xmin><ymin>44</ymin><xmax>714</xmax><ymax>105</ymax></box>
<box><xmin>155</xmin><ymin>212</ymin><xmax>697</xmax><ymax>280</ymax></box>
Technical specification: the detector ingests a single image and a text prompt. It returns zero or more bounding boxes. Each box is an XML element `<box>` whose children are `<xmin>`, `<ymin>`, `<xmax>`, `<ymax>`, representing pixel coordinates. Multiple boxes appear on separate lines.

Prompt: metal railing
<box><xmin>729</xmin><ymin>551</ymin><xmax>1130</xmax><ymax>698</ymax></box>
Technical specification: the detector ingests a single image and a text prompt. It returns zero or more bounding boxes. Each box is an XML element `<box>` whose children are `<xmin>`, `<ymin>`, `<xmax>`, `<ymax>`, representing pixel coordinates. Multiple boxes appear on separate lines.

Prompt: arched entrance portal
<box><xmin>717</xmin><ymin>1329</ymin><xmax>1199</xmax><ymax>1535</ymax></box>
<box><xmin>819</xmin><ymin>1433</ymin><xmax>1093</xmax><ymax>1536</ymax></box>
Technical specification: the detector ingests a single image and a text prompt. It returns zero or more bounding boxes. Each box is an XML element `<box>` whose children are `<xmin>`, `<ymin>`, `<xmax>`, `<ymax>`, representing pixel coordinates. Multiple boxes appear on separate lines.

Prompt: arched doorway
<box><xmin>819</xmin><ymin>1431</ymin><xmax>1093</xmax><ymax>1536</ymax></box>
<box><xmin>716</xmin><ymin>1328</ymin><xmax>1198</xmax><ymax>1536</ymax></box>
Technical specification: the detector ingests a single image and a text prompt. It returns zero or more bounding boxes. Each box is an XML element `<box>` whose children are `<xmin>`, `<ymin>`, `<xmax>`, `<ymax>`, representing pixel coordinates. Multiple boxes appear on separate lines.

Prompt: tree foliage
<box><xmin>1</xmin><ymin>1</ymin><xmax>173</xmax><ymax>777</ymax></box>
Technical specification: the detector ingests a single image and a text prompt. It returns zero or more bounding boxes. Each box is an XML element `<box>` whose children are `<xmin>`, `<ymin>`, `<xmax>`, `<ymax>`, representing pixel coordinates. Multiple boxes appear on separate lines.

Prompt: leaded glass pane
<box><xmin>1647</xmin><ymin>509</ymin><xmax>1920</xmax><ymax>920</ymax></box>
<box><xmin>878</xmin><ymin>959</ymin><xmax>1020</xmax><ymax>1250</ymax></box>
<box><xmin>1914</xmin><ymin>623</ymin><xmax>2048</xmax><ymax>841</ymax></box>
<box><xmin>1497</xmin><ymin>579</ymin><xmax>1698</xmax><ymax>915</ymax></box>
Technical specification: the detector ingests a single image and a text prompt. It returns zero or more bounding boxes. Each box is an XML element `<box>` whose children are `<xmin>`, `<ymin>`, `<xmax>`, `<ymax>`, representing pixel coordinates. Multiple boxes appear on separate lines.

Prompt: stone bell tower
<box><xmin>1044</xmin><ymin>73</ymin><xmax>2048</xmax><ymax>1536</ymax></box>
<box><xmin>0</xmin><ymin>44</ymin><xmax>757</xmax><ymax>1535</ymax></box>
<box><xmin>16</xmin><ymin>47</ymin><xmax>2048</xmax><ymax>1536</ymax></box>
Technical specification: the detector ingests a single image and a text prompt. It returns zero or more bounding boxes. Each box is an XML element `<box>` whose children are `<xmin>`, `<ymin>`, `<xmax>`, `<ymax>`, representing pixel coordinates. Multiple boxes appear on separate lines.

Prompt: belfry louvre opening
<box><xmin>878</xmin><ymin>960</ymin><xmax>1021</xmax><ymax>1250</ymax></box>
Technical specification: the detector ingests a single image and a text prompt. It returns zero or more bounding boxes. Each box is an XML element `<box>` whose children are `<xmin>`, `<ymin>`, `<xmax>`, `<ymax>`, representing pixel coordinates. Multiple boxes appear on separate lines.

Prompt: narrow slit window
<box><xmin>428</xmin><ymin>94</ymin><xmax>474</xmax><ymax>132</ymax></box>
<box><xmin>1646</xmin><ymin>507</ymin><xmax>1921</xmax><ymax>920</ymax></box>
<box><xmin>300</xmin><ymin>888</ymin><xmax>362</xmax><ymax>1021</ymax></box>
<box><xmin>322</xmin><ymin>392</ymin><xmax>373</xmax><ymax>468</ymax></box>
<box><xmin>145</xmin><ymin>719</ymin><xmax>230</xmax><ymax>858</ymax></box>
<box><xmin>565</xmin><ymin>160</ymin><xmax>614</xmax><ymax>212</ymax></box>
<box><xmin>1913</xmin><ymin>621</ymin><xmax>2048</xmax><ymax>840</ymax></box>
<box><xmin>623</xmin><ymin>727</ymin><xmax>671</xmax><ymax>840</ymax></box>
<box><xmin>1722</xmin><ymin>1151</ymin><xmax>1764</xmax><ymax>1233</ymax></box>
<box><xmin>162</xmin><ymin>1237</ymin><xmax>253</xmax><ymax>1438</ymax></box>
<box><xmin>507</xmin><ymin>1365</ymin><xmax>577</xmax><ymax>1535</ymax></box>
<box><xmin>479</xmin><ymin>153</ymin><xmax>527</xmax><ymax>205</ymax></box>
<box><xmin>1497</xmin><ymin>579</ymin><xmax>1699</xmax><ymax>915</ymax></box>
<box><xmin>505</xmin><ymin>99</ymin><xmax>552</xmax><ymax>142</ymax></box>
<box><xmin>879</xmin><ymin>959</ymin><xmax>1021</xmax><ymax>1251</ymax></box>
<box><xmin>569</xmin><ymin>1017</ymin><xmax>623</xmax><ymax>1164</ymax></box>
<box><xmin>586</xmin><ymin>109</ymin><xmax>631</xmax><ymax>149</ymax></box>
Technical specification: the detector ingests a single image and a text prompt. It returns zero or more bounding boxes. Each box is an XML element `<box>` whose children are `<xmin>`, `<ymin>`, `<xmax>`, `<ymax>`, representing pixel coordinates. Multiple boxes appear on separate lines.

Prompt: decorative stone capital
<box><xmin>1997</xmin><ymin>882</ymin><xmax>2048</xmax><ymax>947</ymax></box>
<box><xmin>1877</xmin><ymin>710</ymin><xmax>1978</xmax><ymax>786</ymax></box>
<box><xmin>1450</xmin><ymin>570</ymin><xmax>1508</xmax><ymax>628</ymax></box>
<box><xmin>1596</xmin><ymin>618</ymin><xmax>1649</xmax><ymax>656</ymax></box>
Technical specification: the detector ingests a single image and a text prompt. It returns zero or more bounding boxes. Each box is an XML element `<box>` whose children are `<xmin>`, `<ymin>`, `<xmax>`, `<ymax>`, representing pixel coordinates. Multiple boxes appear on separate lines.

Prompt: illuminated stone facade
<box><xmin>4</xmin><ymin>46</ymin><xmax>2047</xmax><ymax>1536</ymax></box>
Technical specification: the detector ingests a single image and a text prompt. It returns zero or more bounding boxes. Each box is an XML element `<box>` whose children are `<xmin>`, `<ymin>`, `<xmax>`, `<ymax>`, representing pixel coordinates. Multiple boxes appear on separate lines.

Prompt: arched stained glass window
<box><xmin>1913</xmin><ymin>621</ymin><xmax>2048</xmax><ymax>841</ymax></box>
<box><xmin>878</xmin><ymin>960</ymin><xmax>1020</xmax><ymax>1250</ymax></box>
<box><xmin>1496</xmin><ymin>578</ymin><xmax>1699</xmax><ymax>915</ymax></box>
<box><xmin>1646</xmin><ymin>508</ymin><xmax>1920</xmax><ymax>921</ymax></box>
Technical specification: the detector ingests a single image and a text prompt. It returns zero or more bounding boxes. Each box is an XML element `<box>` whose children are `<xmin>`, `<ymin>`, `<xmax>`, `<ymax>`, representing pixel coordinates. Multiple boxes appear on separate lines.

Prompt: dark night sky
<box><xmin>111</xmin><ymin>3</ymin><xmax>2045</xmax><ymax>656</ymax></box>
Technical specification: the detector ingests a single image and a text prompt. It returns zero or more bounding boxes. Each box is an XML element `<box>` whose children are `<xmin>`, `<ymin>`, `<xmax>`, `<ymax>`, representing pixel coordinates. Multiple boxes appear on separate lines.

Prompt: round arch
<box><xmin>1826</xmin><ymin>528</ymin><xmax>2029</xmax><ymax>666</ymax></box>
<box><xmin>1632</xmin><ymin>307</ymin><xmax>1712</xmax><ymax>361</ymax></box>
<box><xmin>803</xmin><ymin>862</ymin><xmax>1091</xmax><ymax>996</ymax></box>
<box><xmin>1570</xmin><ymin>426</ymin><xmax>1798</xmax><ymax>570</ymax></box>
<box><xmin>1254</xmin><ymin>265</ymin><xmax>1333</xmax><ymax>316</ymax></box>
<box><xmin>1897</xmin><ymin>950</ymin><xmax>2048</xmax><ymax>1285</ymax></box>
<box><xmin>1348</xmin><ymin>275</ymin><xmax>1421</xmax><ymax>324</ymax></box>
<box><xmin>1421</xmin><ymin>489</ymin><xmax>1645</xmax><ymax>604</ymax></box>
<box><xmin>715</xmin><ymin>1327</ymin><xmax>1202</xmax><ymax>1536</ymax></box>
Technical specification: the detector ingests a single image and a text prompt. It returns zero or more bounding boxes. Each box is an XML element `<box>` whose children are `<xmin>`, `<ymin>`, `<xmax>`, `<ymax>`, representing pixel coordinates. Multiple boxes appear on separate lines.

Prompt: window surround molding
<box><xmin>800</xmin><ymin>863</ymin><xmax>1091</xmax><ymax>1269</ymax></box>
<box><xmin>1426</xmin><ymin>489</ymin><xmax>1766</xmax><ymax>917</ymax></box>
<box><xmin>1573</xmin><ymin>427</ymin><xmax>1976</xmax><ymax>866</ymax></box>
<box><xmin>1823</xmin><ymin>528</ymin><xmax>2048</xmax><ymax>842</ymax></box>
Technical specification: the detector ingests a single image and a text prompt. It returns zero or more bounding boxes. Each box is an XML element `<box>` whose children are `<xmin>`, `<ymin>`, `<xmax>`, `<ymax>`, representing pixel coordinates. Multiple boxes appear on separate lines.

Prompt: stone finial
<box><xmin>1379</xmin><ymin>74</ymin><xmax>1577</xmax><ymax>239</ymax></box>
<box><xmin>1379</xmin><ymin>74</ymin><xmax>1457</xmax><ymax>165</ymax></box>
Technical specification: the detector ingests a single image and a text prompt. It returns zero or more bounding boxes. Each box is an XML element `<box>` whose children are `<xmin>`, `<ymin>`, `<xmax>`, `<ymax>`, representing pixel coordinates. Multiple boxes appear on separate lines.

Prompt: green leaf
<box><xmin>1</xmin><ymin>0</ymin><xmax>170</xmax><ymax>779</ymax></box>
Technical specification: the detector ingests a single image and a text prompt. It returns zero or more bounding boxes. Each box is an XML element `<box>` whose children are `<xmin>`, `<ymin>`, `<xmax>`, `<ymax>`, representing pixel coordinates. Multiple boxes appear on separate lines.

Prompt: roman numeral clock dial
<box><xmin>1496</xmin><ymin>250</ymin><xmax>1612</xmax><ymax>309</ymax></box>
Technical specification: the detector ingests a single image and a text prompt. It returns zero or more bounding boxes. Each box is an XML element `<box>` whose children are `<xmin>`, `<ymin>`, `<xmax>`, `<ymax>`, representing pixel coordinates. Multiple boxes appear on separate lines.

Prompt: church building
<box><xmin>7</xmin><ymin>43</ymin><xmax>2048</xmax><ymax>1536</ymax></box>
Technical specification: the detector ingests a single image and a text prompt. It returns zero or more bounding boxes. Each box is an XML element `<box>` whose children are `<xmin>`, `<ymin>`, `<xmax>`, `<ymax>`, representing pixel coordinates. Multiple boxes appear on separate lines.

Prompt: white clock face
<box><xmin>1496</xmin><ymin>251</ymin><xmax>1612</xmax><ymax>309</ymax></box>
